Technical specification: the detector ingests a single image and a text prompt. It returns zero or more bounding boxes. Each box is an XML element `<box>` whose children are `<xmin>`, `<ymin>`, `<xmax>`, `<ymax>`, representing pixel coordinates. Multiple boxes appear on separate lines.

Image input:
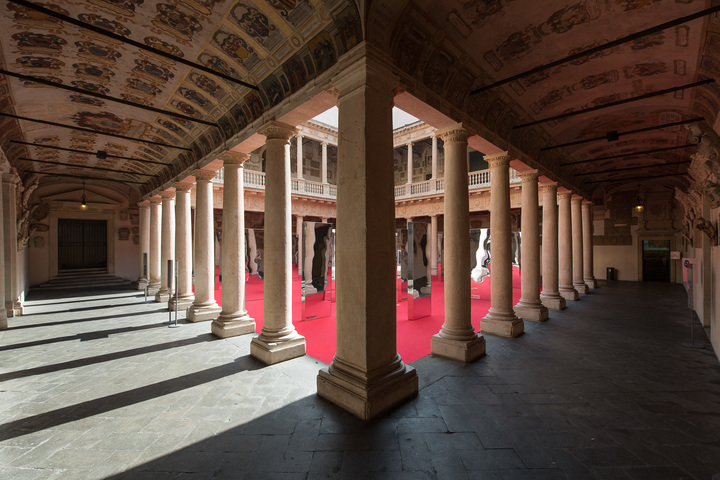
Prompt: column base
<box><xmin>514</xmin><ymin>301</ymin><xmax>549</xmax><ymax>322</ymax></box>
<box><xmin>155</xmin><ymin>290</ymin><xmax>170</xmax><ymax>303</ymax></box>
<box><xmin>0</xmin><ymin>309</ymin><xmax>7</xmax><ymax>329</ymax></box>
<box><xmin>585</xmin><ymin>277</ymin><xmax>598</xmax><ymax>289</ymax></box>
<box><xmin>6</xmin><ymin>302</ymin><xmax>22</xmax><ymax>317</ymax></box>
<box><xmin>169</xmin><ymin>295</ymin><xmax>194</xmax><ymax>311</ymax></box>
<box><xmin>317</xmin><ymin>356</ymin><xmax>418</xmax><ymax>420</ymax></box>
<box><xmin>573</xmin><ymin>282</ymin><xmax>590</xmax><ymax>294</ymax></box>
<box><xmin>186</xmin><ymin>302</ymin><xmax>221</xmax><ymax>322</ymax></box>
<box><xmin>430</xmin><ymin>333</ymin><xmax>485</xmax><ymax>362</ymax></box>
<box><xmin>211</xmin><ymin>313</ymin><xmax>256</xmax><ymax>338</ymax></box>
<box><xmin>559</xmin><ymin>287</ymin><xmax>579</xmax><ymax>301</ymax></box>
<box><xmin>135</xmin><ymin>278</ymin><xmax>148</xmax><ymax>290</ymax></box>
<box><xmin>481</xmin><ymin>310</ymin><xmax>524</xmax><ymax>338</ymax></box>
<box><xmin>540</xmin><ymin>293</ymin><xmax>566</xmax><ymax>310</ymax></box>
<box><xmin>250</xmin><ymin>332</ymin><xmax>306</xmax><ymax>365</ymax></box>
<box><xmin>147</xmin><ymin>282</ymin><xmax>161</xmax><ymax>296</ymax></box>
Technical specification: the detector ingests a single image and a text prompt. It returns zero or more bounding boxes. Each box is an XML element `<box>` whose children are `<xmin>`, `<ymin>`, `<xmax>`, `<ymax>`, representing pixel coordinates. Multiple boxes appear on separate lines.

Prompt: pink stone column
<box><xmin>317</xmin><ymin>55</ymin><xmax>418</xmax><ymax>420</ymax></box>
<box><xmin>430</xmin><ymin>125</ymin><xmax>487</xmax><ymax>357</ymax></box>
<box><xmin>572</xmin><ymin>195</ymin><xmax>589</xmax><ymax>294</ymax></box>
<box><xmin>212</xmin><ymin>152</ymin><xmax>255</xmax><ymax>337</ymax></box>
<box><xmin>558</xmin><ymin>191</ymin><xmax>579</xmax><ymax>301</ymax></box>
<box><xmin>540</xmin><ymin>183</ymin><xmax>565</xmax><ymax>310</ymax></box>
<box><xmin>187</xmin><ymin>170</ymin><xmax>221</xmax><ymax>321</ymax></box>
<box><xmin>481</xmin><ymin>153</ymin><xmax>524</xmax><ymax>337</ymax></box>
<box><xmin>148</xmin><ymin>195</ymin><xmax>162</xmax><ymax>294</ymax></box>
<box><xmin>251</xmin><ymin>121</ymin><xmax>306</xmax><ymax>364</ymax></box>
<box><xmin>514</xmin><ymin>170</ymin><xmax>548</xmax><ymax>322</ymax></box>
<box><xmin>155</xmin><ymin>189</ymin><xmax>175</xmax><ymax>303</ymax></box>
<box><xmin>136</xmin><ymin>201</ymin><xmax>150</xmax><ymax>290</ymax></box>
<box><xmin>582</xmin><ymin>200</ymin><xmax>598</xmax><ymax>288</ymax></box>
<box><xmin>170</xmin><ymin>182</ymin><xmax>194</xmax><ymax>311</ymax></box>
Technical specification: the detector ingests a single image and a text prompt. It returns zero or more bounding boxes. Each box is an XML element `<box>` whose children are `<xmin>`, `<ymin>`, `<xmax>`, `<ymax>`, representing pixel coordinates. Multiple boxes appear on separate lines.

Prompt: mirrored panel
<box><xmin>407</xmin><ymin>221</ymin><xmax>431</xmax><ymax>320</ymax></box>
<box><xmin>246</xmin><ymin>228</ymin><xmax>264</xmax><ymax>279</ymax></box>
<box><xmin>437</xmin><ymin>232</ymin><xmax>444</xmax><ymax>281</ymax></box>
<box><xmin>470</xmin><ymin>228</ymin><xmax>490</xmax><ymax>299</ymax></box>
<box><xmin>511</xmin><ymin>231</ymin><xmax>521</xmax><ymax>267</ymax></box>
<box><xmin>301</xmin><ymin>222</ymin><xmax>334</xmax><ymax>321</ymax></box>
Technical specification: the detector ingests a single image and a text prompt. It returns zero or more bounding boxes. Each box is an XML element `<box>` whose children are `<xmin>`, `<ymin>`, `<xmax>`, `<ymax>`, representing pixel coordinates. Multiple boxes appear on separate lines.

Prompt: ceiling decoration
<box><xmin>0</xmin><ymin>0</ymin><xmax>361</xmax><ymax>192</ymax></box>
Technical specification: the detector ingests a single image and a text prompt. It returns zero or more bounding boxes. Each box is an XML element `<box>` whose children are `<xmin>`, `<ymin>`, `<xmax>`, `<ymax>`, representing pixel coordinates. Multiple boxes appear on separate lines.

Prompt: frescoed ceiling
<box><xmin>377</xmin><ymin>0</ymin><xmax>720</xmax><ymax>193</ymax></box>
<box><xmin>0</xmin><ymin>0</ymin><xmax>361</xmax><ymax>194</ymax></box>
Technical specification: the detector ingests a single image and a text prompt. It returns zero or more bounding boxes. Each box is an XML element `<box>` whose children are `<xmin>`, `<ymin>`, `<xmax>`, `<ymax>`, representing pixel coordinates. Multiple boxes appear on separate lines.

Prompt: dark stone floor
<box><xmin>1</xmin><ymin>280</ymin><xmax>719</xmax><ymax>479</ymax></box>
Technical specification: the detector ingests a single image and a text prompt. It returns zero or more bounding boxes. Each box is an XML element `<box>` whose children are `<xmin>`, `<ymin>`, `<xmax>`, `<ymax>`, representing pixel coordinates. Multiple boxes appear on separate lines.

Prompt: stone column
<box><xmin>481</xmin><ymin>153</ymin><xmax>524</xmax><ymax>337</ymax></box>
<box><xmin>296</xmin><ymin>215</ymin><xmax>303</xmax><ymax>276</ymax></box>
<box><xmin>148</xmin><ymin>195</ymin><xmax>162</xmax><ymax>294</ymax></box>
<box><xmin>187</xmin><ymin>170</ymin><xmax>221</xmax><ymax>321</ymax></box>
<box><xmin>155</xmin><ymin>189</ymin><xmax>175</xmax><ymax>302</ymax></box>
<box><xmin>582</xmin><ymin>200</ymin><xmax>598</xmax><ymax>288</ymax></box>
<box><xmin>406</xmin><ymin>142</ymin><xmax>413</xmax><ymax>184</ymax></box>
<box><xmin>0</xmin><ymin>178</ymin><xmax>6</xmax><ymax>328</ymax></box>
<box><xmin>430</xmin><ymin>124</ymin><xmax>486</xmax><ymax>358</ymax></box>
<box><xmin>296</xmin><ymin>134</ymin><xmax>304</xmax><ymax>179</ymax></box>
<box><xmin>321</xmin><ymin>142</ymin><xmax>328</xmax><ymax>184</ymax></box>
<box><xmin>212</xmin><ymin>152</ymin><xmax>255</xmax><ymax>337</ymax></box>
<box><xmin>136</xmin><ymin>201</ymin><xmax>150</xmax><ymax>290</ymax></box>
<box><xmin>431</xmin><ymin>134</ymin><xmax>438</xmax><ymax>180</ymax></box>
<box><xmin>514</xmin><ymin>170</ymin><xmax>548</xmax><ymax>322</ymax></box>
<box><xmin>539</xmin><ymin>183</ymin><xmax>565</xmax><ymax>310</ymax></box>
<box><xmin>251</xmin><ymin>121</ymin><xmax>306</xmax><ymax>364</ymax></box>
<box><xmin>430</xmin><ymin>215</ymin><xmax>438</xmax><ymax>276</ymax></box>
<box><xmin>572</xmin><ymin>195</ymin><xmax>589</xmax><ymax>294</ymax></box>
<box><xmin>558</xmin><ymin>191</ymin><xmax>579</xmax><ymax>301</ymax></box>
<box><xmin>317</xmin><ymin>56</ymin><xmax>418</xmax><ymax>420</ymax></box>
<box><xmin>170</xmin><ymin>183</ymin><xmax>194</xmax><ymax>311</ymax></box>
<box><xmin>3</xmin><ymin>174</ymin><xmax>20</xmax><ymax>317</ymax></box>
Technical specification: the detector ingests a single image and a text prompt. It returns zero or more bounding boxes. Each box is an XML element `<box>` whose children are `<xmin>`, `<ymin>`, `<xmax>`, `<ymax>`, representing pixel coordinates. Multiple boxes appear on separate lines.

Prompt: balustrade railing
<box><xmin>212</xmin><ymin>168</ymin><xmax>518</xmax><ymax>201</ymax></box>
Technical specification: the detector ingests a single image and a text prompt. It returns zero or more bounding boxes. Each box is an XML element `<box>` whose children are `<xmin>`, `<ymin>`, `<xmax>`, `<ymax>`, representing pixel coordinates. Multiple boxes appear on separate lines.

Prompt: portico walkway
<box><xmin>1</xmin><ymin>281</ymin><xmax>719</xmax><ymax>479</ymax></box>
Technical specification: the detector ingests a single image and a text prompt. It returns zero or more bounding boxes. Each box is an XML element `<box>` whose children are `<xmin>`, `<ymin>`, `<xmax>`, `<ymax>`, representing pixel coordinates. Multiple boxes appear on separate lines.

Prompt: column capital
<box><xmin>582</xmin><ymin>199</ymin><xmax>592</xmax><ymax>206</ymax></box>
<box><xmin>174</xmin><ymin>182</ymin><xmax>193</xmax><ymax>192</ymax></box>
<box><xmin>194</xmin><ymin>169</ymin><xmax>216</xmax><ymax>182</ymax></box>
<box><xmin>321</xmin><ymin>141</ymin><xmax>328</xmax><ymax>147</ymax></box>
<box><xmin>518</xmin><ymin>169</ymin><xmax>539</xmax><ymax>182</ymax></box>
<box><xmin>539</xmin><ymin>182</ymin><xmax>558</xmax><ymax>194</ymax></box>
<box><xmin>220</xmin><ymin>151</ymin><xmax>250</xmax><ymax>165</ymax></box>
<box><xmin>258</xmin><ymin>120</ymin><xmax>297</xmax><ymax>141</ymax></box>
<box><xmin>149</xmin><ymin>195</ymin><xmax>162</xmax><ymax>205</ymax></box>
<box><xmin>160</xmin><ymin>189</ymin><xmax>176</xmax><ymax>199</ymax></box>
<box><xmin>331</xmin><ymin>50</ymin><xmax>399</xmax><ymax>99</ymax></box>
<box><xmin>571</xmin><ymin>194</ymin><xmax>584</xmax><ymax>205</ymax></box>
<box><xmin>406</xmin><ymin>141</ymin><xmax>413</xmax><ymax>147</ymax></box>
<box><xmin>138</xmin><ymin>200</ymin><xmax>150</xmax><ymax>207</ymax></box>
<box><xmin>2</xmin><ymin>173</ymin><xmax>19</xmax><ymax>184</ymax></box>
<box><xmin>557</xmin><ymin>190</ymin><xmax>572</xmax><ymax>200</ymax></box>
<box><xmin>436</xmin><ymin>124</ymin><xmax>471</xmax><ymax>144</ymax></box>
<box><xmin>485</xmin><ymin>151</ymin><xmax>511</xmax><ymax>168</ymax></box>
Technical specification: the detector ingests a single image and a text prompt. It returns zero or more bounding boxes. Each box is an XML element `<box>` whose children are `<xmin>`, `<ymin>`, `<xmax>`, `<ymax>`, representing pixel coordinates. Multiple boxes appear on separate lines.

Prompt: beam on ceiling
<box><xmin>9</xmin><ymin>0</ymin><xmax>259</xmax><ymax>91</ymax></box>
<box><xmin>471</xmin><ymin>5</ymin><xmax>720</xmax><ymax>95</ymax></box>
<box><xmin>0</xmin><ymin>112</ymin><xmax>191</xmax><ymax>151</ymax></box>
<box><xmin>0</xmin><ymin>69</ymin><xmax>217</xmax><ymax>127</ymax></box>
<box><xmin>10</xmin><ymin>140</ymin><xmax>168</xmax><ymax>165</ymax></box>
<box><xmin>584</xmin><ymin>172</ymin><xmax>688</xmax><ymax>184</ymax></box>
<box><xmin>560</xmin><ymin>143</ymin><xmax>696</xmax><ymax>166</ymax></box>
<box><xmin>514</xmin><ymin>79</ymin><xmax>714</xmax><ymax>129</ymax></box>
<box><xmin>573</xmin><ymin>160</ymin><xmax>691</xmax><ymax>176</ymax></box>
<box><xmin>19</xmin><ymin>157</ymin><xmax>155</xmax><ymax>177</ymax></box>
<box><xmin>540</xmin><ymin>117</ymin><xmax>705</xmax><ymax>151</ymax></box>
<box><xmin>29</xmin><ymin>171</ymin><xmax>145</xmax><ymax>184</ymax></box>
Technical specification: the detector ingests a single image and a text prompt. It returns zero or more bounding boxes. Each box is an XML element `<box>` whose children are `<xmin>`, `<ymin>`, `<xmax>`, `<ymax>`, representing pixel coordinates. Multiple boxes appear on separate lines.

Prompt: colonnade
<box><xmin>132</xmin><ymin>59</ymin><xmax>597</xmax><ymax>421</ymax></box>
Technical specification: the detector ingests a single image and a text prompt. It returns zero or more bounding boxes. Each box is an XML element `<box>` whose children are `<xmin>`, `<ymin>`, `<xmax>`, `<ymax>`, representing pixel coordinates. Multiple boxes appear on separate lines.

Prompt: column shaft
<box><xmin>514</xmin><ymin>170</ymin><xmax>548</xmax><ymax>322</ymax></box>
<box><xmin>296</xmin><ymin>134</ymin><xmax>303</xmax><ymax>179</ymax></box>
<box><xmin>2</xmin><ymin>175</ymin><xmax>20</xmax><ymax>317</ymax></box>
<box><xmin>0</xmin><ymin>178</ymin><xmax>6</xmax><ymax>328</ymax></box>
<box><xmin>572</xmin><ymin>196</ymin><xmax>589</xmax><ymax>294</ymax></box>
<box><xmin>430</xmin><ymin>215</ymin><xmax>438</xmax><ymax>276</ymax></box>
<box><xmin>136</xmin><ymin>201</ymin><xmax>150</xmax><ymax>290</ymax></box>
<box><xmin>406</xmin><ymin>142</ymin><xmax>413</xmax><ymax>184</ymax></box>
<box><xmin>296</xmin><ymin>215</ymin><xmax>303</xmax><ymax>276</ymax></box>
<box><xmin>539</xmin><ymin>183</ymin><xmax>565</xmax><ymax>310</ymax></box>
<box><xmin>431</xmin><ymin>135</ymin><xmax>438</xmax><ymax>180</ymax></box>
<box><xmin>558</xmin><ymin>191</ymin><xmax>579</xmax><ymax>301</ymax></box>
<box><xmin>212</xmin><ymin>153</ymin><xmax>255</xmax><ymax>337</ymax></box>
<box><xmin>155</xmin><ymin>190</ymin><xmax>175</xmax><ymax>302</ymax></box>
<box><xmin>148</xmin><ymin>196</ymin><xmax>162</xmax><ymax>294</ymax></box>
<box><xmin>321</xmin><ymin>142</ymin><xmax>328</xmax><ymax>184</ymax></box>
<box><xmin>582</xmin><ymin>200</ymin><xmax>598</xmax><ymax>288</ymax></box>
<box><xmin>481</xmin><ymin>154</ymin><xmax>524</xmax><ymax>337</ymax></box>
<box><xmin>317</xmin><ymin>57</ymin><xmax>418</xmax><ymax>420</ymax></box>
<box><xmin>187</xmin><ymin>170</ymin><xmax>221</xmax><ymax>321</ymax></box>
<box><xmin>431</xmin><ymin>125</ymin><xmax>486</xmax><ymax>358</ymax></box>
<box><xmin>251</xmin><ymin>121</ymin><xmax>306</xmax><ymax>364</ymax></box>
<box><xmin>170</xmin><ymin>183</ymin><xmax>194</xmax><ymax>310</ymax></box>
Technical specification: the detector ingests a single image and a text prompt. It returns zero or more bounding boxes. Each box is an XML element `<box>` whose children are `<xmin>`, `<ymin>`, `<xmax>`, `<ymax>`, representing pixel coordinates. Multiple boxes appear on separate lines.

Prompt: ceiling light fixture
<box><xmin>635</xmin><ymin>185</ymin><xmax>644</xmax><ymax>213</ymax></box>
<box><xmin>80</xmin><ymin>181</ymin><xmax>87</xmax><ymax>210</ymax></box>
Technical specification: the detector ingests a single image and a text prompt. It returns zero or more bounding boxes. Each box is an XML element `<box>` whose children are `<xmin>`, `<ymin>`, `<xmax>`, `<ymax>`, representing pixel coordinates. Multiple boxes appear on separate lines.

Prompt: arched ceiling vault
<box><xmin>370</xmin><ymin>0</ymin><xmax>720</xmax><ymax>197</ymax></box>
<box><xmin>0</xmin><ymin>0</ymin><xmax>361</xmax><ymax>194</ymax></box>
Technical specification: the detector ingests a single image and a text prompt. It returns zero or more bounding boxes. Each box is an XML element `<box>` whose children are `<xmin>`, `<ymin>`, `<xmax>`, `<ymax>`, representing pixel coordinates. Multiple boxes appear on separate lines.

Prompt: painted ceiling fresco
<box><xmin>0</xmin><ymin>0</ymin><xmax>360</xmax><ymax>193</ymax></box>
<box><xmin>382</xmin><ymin>0</ymin><xmax>719</xmax><ymax>192</ymax></box>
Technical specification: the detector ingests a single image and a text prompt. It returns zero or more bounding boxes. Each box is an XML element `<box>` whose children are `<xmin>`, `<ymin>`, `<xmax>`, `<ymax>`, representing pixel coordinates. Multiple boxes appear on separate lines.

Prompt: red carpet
<box><xmin>211</xmin><ymin>264</ymin><xmax>522</xmax><ymax>364</ymax></box>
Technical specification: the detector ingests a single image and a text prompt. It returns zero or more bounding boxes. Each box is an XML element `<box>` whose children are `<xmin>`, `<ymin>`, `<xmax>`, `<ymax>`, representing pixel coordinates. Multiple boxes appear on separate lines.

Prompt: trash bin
<box><xmin>606</xmin><ymin>267</ymin><xmax>616</xmax><ymax>281</ymax></box>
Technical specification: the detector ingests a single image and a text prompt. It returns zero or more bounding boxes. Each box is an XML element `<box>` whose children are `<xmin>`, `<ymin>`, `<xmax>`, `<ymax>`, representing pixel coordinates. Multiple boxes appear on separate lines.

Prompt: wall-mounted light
<box><xmin>634</xmin><ymin>185</ymin><xmax>644</xmax><ymax>213</ymax></box>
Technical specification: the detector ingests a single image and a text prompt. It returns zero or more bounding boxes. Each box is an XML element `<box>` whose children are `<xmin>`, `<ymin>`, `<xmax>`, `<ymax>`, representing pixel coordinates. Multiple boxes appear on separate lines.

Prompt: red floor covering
<box><xmin>212</xmin><ymin>265</ymin><xmax>522</xmax><ymax>364</ymax></box>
